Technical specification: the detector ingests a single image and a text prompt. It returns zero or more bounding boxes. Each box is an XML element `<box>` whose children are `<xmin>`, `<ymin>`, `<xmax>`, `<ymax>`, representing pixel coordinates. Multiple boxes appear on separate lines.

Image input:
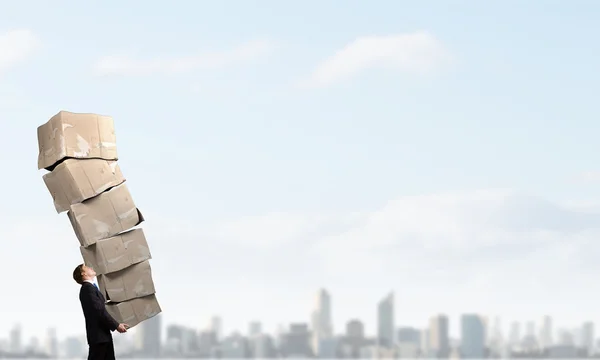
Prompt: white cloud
<box><xmin>302</xmin><ymin>31</ymin><xmax>452</xmax><ymax>88</ymax></box>
<box><xmin>140</xmin><ymin>188</ymin><xmax>600</xmax><ymax>326</ymax></box>
<box><xmin>0</xmin><ymin>29</ymin><xmax>39</xmax><ymax>74</ymax></box>
<box><xmin>574</xmin><ymin>170</ymin><xmax>600</xmax><ymax>183</ymax></box>
<box><xmin>313</xmin><ymin>191</ymin><xmax>598</xmax><ymax>276</ymax></box>
<box><xmin>153</xmin><ymin>188</ymin><xmax>600</xmax><ymax>290</ymax></box>
<box><xmin>3</xmin><ymin>188</ymin><xmax>600</xmax><ymax>335</ymax></box>
<box><xmin>93</xmin><ymin>39</ymin><xmax>272</xmax><ymax>76</ymax></box>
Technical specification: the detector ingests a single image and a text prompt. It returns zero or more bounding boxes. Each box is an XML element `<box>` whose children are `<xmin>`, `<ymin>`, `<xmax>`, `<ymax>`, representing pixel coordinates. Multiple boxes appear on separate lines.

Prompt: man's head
<box><xmin>73</xmin><ymin>264</ymin><xmax>96</xmax><ymax>284</ymax></box>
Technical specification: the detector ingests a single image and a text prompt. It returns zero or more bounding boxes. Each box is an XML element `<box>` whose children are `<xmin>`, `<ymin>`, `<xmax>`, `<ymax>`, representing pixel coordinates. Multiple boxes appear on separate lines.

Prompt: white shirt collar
<box><xmin>83</xmin><ymin>279</ymin><xmax>95</xmax><ymax>284</ymax></box>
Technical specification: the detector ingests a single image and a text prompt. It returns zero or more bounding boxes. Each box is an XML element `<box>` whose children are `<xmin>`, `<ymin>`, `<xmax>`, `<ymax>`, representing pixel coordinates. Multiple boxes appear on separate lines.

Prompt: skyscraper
<box><xmin>312</xmin><ymin>288</ymin><xmax>332</xmax><ymax>335</ymax></box>
<box><xmin>249</xmin><ymin>321</ymin><xmax>263</xmax><ymax>337</ymax></box>
<box><xmin>136</xmin><ymin>313</ymin><xmax>162</xmax><ymax>357</ymax></box>
<box><xmin>311</xmin><ymin>288</ymin><xmax>333</xmax><ymax>357</ymax></box>
<box><xmin>487</xmin><ymin>317</ymin><xmax>504</xmax><ymax>357</ymax></box>
<box><xmin>526</xmin><ymin>321</ymin><xmax>535</xmax><ymax>337</ymax></box>
<box><xmin>377</xmin><ymin>292</ymin><xmax>395</xmax><ymax>348</ymax></box>
<box><xmin>421</xmin><ymin>328</ymin><xmax>430</xmax><ymax>357</ymax></box>
<box><xmin>581</xmin><ymin>322</ymin><xmax>595</xmax><ymax>355</ymax></box>
<box><xmin>509</xmin><ymin>321</ymin><xmax>521</xmax><ymax>346</ymax></box>
<box><xmin>9</xmin><ymin>324</ymin><xmax>21</xmax><ymax>354</ymax></box>
<box><xmin>346</xmin><ymin>319</ymin><xmax>365</xmax><ymax>339</ymax></box>
<box><xmin>429</xmin><ymin>315</ymin><xmax>449</xmax><ymax>358</ymax></box>
<box><xmin>284</xmin><ymin>323</ymin><xmax>313</xmax><ymax>357</ymax></box>
<box><xmin>539</xmin><ymin>316</ymin><xmax>553</xmax><ymax>349</ymax></box>
<box><xmin>460</xmin><ymin>314</ymin><xmax>486</xmax><ymax>358</ymax></box>
<box><xmin>209</xmin><ymin>316</ymin><xmax>223</xmax><ymax>342</ymax></box>
<box><xmin>45</xmin><ymin>328</ymin><xmax>58</xmax><ymax>358</ymax></box>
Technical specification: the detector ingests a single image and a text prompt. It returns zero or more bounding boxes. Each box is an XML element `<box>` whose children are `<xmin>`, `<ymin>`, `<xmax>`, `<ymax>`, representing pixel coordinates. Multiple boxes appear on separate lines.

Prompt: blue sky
<box><xmin>1</xmin><ymin>0</ymin><xmax>600</xmax><ymax>343</ymax></box>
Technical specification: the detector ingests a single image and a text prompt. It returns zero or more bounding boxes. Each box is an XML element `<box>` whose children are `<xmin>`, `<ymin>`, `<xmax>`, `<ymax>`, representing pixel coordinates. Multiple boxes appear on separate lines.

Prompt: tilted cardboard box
<box><xmin>37</xmin><ymin>110</ymin><xmax>118</xmax><ymax>170</ymax></box>
<box><xmin>42</xmin><ymin>159</ymin><xmax>125</xmax><ymax>213</ymax></box>
<box><xmin>97</xmin><ymin>260</ymin><xmax>155</xmax><ymax>302</ymax></box>
<box><xmin>67</xmin><ymin>183</ymin><xmax>144</xmax><ymax>247</ymax></box>
<box><xmin>80</xmin><ymin>228</ymin><xmax>151</xmax><ymax>275</ymax></box>
<box><xmin>106</xmin><ymin>294</ymin><xmax>161</xmax><ymax>329</ymax></box>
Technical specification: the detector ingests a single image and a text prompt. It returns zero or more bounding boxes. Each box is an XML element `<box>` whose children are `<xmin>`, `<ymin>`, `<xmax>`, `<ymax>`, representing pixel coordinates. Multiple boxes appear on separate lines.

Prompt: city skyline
<box><xmin>3</xmin><ymin>287</ymin><xmax>600</xmax><ymax>342</ymax></box>
<box><xmin>1</xmin><ymin>302</ymin><xmax>598</xmax><ymax>359</ymax></box>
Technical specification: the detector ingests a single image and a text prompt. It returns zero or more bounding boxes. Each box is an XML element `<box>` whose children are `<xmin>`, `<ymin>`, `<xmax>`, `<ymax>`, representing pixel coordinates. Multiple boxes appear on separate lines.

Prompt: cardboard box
<box><xmin>106</xmin><ymin>294</ymin><xmax>161</xmax><ymax>329</ymax></box>
<box><xmin>80</xmin><ymin>228</ymin><xmax>151</xmax><ymax>275</ymax></box>
<box><xmin>97</xmin><ymin>260</ymin><xmax>155</xmax><ymax>302</ymax></box>
<box><xmin>37</xmin><ymin>110</ymin><xmax>118</xmax><ymax>170</ymax></box>
<box><xmin>42</xmin><ymin>159</ymin><xmax>125</xmax><ymax>213</ymax></box>
<box><xmin>67</xmin><ymin>183</ymin><xmax>144</xmax><ymax>247</ymax></box>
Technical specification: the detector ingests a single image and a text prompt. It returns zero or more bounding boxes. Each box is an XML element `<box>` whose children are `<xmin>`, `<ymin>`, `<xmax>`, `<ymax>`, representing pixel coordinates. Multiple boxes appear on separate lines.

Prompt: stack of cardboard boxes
<box><xmin>37</xmin><ymin>110</ymin><xmax>161</xmax><ymax>328</ymax></box>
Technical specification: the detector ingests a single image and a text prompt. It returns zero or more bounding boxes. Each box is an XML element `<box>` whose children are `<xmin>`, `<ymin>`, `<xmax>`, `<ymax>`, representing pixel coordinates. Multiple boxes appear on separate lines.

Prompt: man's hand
<box><xmin>116</xmin><ymin>323</ymin><xmax>129</xmax><ymax>333</ymax></box>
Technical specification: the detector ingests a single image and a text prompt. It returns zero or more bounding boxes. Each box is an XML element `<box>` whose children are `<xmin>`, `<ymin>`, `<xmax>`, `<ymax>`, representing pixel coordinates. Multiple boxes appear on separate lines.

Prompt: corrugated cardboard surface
<box><xmin>80</xmin><ymin>228</ymin><xmax>151</xmax><ymax>275</ymax></box>
<box><xmin>106</xmin><ymin>294</ymin><xmax>161</xmax><ymax>328</ymax></box>
<box><xmin>67</xmin><ymin>183</ymin><xmax>144</xmax><ymax>247</ymax></box>
<box><xmin>97</xmin><ymin>260</ymin><xmax>155</xmax><ymax>302</ymax></box>
<box><xmin>42</xmin><ymin>159</ymin><xmax>125</xmax><ymax>213</ymax></box>
<box><xmin>37</xmin><ymin>110</ymin><xmax>118</xmax><ymax>170</ymax></box>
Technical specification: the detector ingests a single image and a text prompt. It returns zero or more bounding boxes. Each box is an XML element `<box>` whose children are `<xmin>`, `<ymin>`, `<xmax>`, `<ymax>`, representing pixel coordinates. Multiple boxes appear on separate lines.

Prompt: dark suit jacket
<box><xmin>79</xmin><ymin>281</ymin><xmax>119</xmax><ymax>345</ymax></box>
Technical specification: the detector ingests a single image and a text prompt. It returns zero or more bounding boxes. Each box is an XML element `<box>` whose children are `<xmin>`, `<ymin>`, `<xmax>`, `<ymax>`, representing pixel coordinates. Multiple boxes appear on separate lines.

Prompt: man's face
<box><xmin>82</xmin><ymin>265</ymin><xmax>96</xmax><ymax>279</ymax></box>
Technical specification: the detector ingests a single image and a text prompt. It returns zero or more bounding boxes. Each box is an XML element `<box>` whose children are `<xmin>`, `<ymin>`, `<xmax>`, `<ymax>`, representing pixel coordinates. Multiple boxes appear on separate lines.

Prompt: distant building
<box><xmin>548</xmin><ymin>344</ymin><xmax>577</xmax><ymax>358</ymax></box>
<box><xmin>539</xmin><ymin>316</ymin><xmax>553</xmax><ymax>349</ymax></box>
<box><xmin>45</xmin><ymin>328</ymin><xmax>58</xmax><ymax>358</ymax></box>
<box><xmin>221</xmin><ymin>332</ymin><xmax>249</xmax><ymax>358</ymax></box>
<box><xmin>250</xmin><ymin>333</ymin><xmax>276</xmax><ymax>358</ymax></box>
<box><xmin>248</xmin><ymin>321</ymin><xmax>263</xmax><ymax>337</ymax></box>
<box><xmin>340</xmin><ymin>319</ymin><xmax>368</xmax><ymax>358</ymax></box>
<box><xmin>198</xmin><ymin>330</ymin><xmax>219</xmax><ymax>356</ymax></box>
<box><xmin>421</xmin><ymin>328</ymin><xmax>430</xmax><ymax>357</ymax></box>
<box><xmin>396</xmin><ymin>342</ymin><xmax>420</xmax><ymax>358</ymax></box>
<box><xmin>63</xmin><ymin>336</ymin><xmax>84</xmax><ymax>358</ymax></box>
<box><xmin>10</xmin><ymin>324</ymin><xmax>21</xmax><ymax>353</ymax></box>
<box><xmin>135</xmin><ymin>313</ymin><xmax>162</xmax><ymax>357</ymax></box>
<box><xmin>282</xmin><ymin>323</ymin><xmax>313</xmax><ymax>357</ymax></box>
<box><xmin>377</xmin><ymin>292</ymin><xmax>394</xmax><ymax>348</ymax></box>
<box><xmin>581</xmin><ymin>321</ymin><xmax>595</xmax><ymax>355</ymax></box>
<box><xmin>317</xmin><ymin>336</ymin><xmax>339</xmax><ymax>358</ymax></box>
<box><xmin>460</xmin><ymin>314</ymin><xmax>486</xmax><ymax>358</ymax></box>
<box><xmin>557</xmin><ymin>328</ymin><xmax>575</xmax><ymax>346</ymax></box>
<box><xmin>209</xmin><ymin>316</ymin><xmax>223</xmax><ymax>341</ymax></box>
<box><xmin>360</xmin><ymin>344</ymin><xmax>395</xmax><ymax>359</ymax></box>
<box><xmin>526</xmin><ymin>321</ymin><xmax>535</xmax><ymax>338</ymax></box>
<box><xmin>396</xmin><ymin>327</ymin><xmax>421</xmax><ymax>359</ymax></box>
<box><xmin>311</xmin><ymin>288</ymin><xmax>333</xmax><ymax>357</ymax></box>
<box><xmin>346</xmin><ymin>320</ymin><xmax>365</xmax><ymax>339</ymax></box>
<box><xmin>429</xmin><ymin>315</ymin><xmax>450</xmax><ymax>358</ymax></box>
<box><xmin>165</xmin><ymin>324</ymin><xmax>185</xmax><ymax>354</ymax></box>
<box><xmin>397</xmin><ymin>327</ymin><xmax>421</xmax><ymax>344</ymax></box>
<box><xmin>164</xmin><ymin>323</ymin><xmax>200</xmax><ymax>356</ymax></box>
<box><xmin>509</xmin><ymin>321</ymin><xmax>521</xmax><ymax>347</ymax></box>
<box><xmin>25</xmin><ymin>336</ymin><xmax>40</xmax><ymax>353</ymax></box>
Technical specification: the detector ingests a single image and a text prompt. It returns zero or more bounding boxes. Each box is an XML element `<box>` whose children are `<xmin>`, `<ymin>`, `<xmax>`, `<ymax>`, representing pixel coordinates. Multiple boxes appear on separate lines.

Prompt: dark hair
<box><xmin>73</xmin><ymin>264</ymin><xmax>84</xmax><ymax>284</ymax></box>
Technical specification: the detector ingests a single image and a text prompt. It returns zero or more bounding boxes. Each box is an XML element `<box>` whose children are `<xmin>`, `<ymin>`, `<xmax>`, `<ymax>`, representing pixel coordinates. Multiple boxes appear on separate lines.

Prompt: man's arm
<box><xmin>81</xmin><ymin>286</ymin><xmax>119</xmax><ymax>331</ymax></box>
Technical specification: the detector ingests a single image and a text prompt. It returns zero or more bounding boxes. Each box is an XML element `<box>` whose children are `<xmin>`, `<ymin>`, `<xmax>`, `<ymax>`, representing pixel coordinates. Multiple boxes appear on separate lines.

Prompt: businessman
<box><xmin>73</xmin><ymin>264</ymin><xmax>129</xmax><ymax>360</ymax></box>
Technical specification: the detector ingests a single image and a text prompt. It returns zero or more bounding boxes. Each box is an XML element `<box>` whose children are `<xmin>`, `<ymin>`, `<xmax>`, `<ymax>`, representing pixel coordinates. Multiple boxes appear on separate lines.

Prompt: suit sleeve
<box><xmin>81</xmin><ymin>286</ymin><xmax>120</xmax><ymax>331</ymax></box>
